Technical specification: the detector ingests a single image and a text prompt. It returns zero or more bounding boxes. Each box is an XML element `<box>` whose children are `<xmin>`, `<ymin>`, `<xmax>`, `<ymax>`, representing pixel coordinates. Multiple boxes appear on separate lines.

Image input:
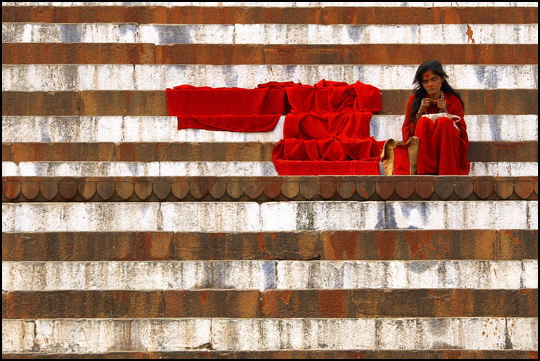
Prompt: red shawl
<box><xmin>166</xmin><ymin>82</ymin><xmax>294</xmax><ymax>132</ymax></box>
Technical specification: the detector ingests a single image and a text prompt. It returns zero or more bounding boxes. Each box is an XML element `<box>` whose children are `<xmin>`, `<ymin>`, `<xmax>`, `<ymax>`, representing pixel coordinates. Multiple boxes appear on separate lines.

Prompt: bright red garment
<box><xmin>166</xmin><ymin>83</ymin><xmax>292</xmax><ymax>132</ymax></box>
<box><xmin>273</xmin><ymin>80</ymin><xmax>383</xmax><ymax>176</ymax></box>
<box><xmin>402</xmin><ymin>92</ymin><xmax>470</xmax><ymax>175</ymax></box>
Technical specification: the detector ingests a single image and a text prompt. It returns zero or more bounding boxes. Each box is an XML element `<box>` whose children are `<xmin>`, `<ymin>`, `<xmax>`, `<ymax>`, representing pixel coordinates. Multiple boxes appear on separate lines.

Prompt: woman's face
<box><xmin>421</xmin><ymin>69</ymin><xmax>443</xmax><ymax>97</ymax></box>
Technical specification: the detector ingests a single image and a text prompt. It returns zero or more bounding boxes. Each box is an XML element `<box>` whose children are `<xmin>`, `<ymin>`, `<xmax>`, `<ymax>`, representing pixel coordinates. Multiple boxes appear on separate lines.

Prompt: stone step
<box><xmin>3</xmin><ymin>2</ymin><xmax>538</xmax><ymax>7</ymax></box>
<box><xmin>2</xmin><ymin>260</ymin><xmax>538</xmax><ymax>291</ymax></box>
<box><xmin>3</xmin><ymin>43</ymin><xmax>539</xmax><ymax>65</ymax></box>
<box><xmin>3</xmin><ymin>201</ymin><xmax>538</xmax><ymax>232</ymax></box>
<box><xmin>3</xmin><ymin>90</ymin><xmax>537</xmax><ymax>116</ymax></box>
<box><xmin>2</xmin><ymin>4</ymin><xmax>537</xmax><ymax>25</ymax></box>
<box><xmin>2</xmin><ymin>142</ymin><xmax>537</xmax><ymax>163</ymax></box>
<box><xmin>3</xmin><ymin>64</ymin><xmax>537</xmax><ymax>90</ymax></box>
<box><xmin>4</xmin><ymin>115</ymin><xmax>538</xmax><ymax>142</ymax></box>
<box><xmin>3</xmin><ymin>161</ymin><xmax>538</xmax><ymax>177</ymax></box>
<box><xmin>2</xmin><ymin>176</ymin><xmax>538</xmax><ymax>202</ymax></box>
<box><xmin>2</xmin><ymin>317</ymin><xmax>538</xmax><ymax>353</ymax></box>
<box><xmin>2</xmin><ymin>23</ymin><xmax>537</xmax><ymax>45</ymax></box>
<box><xmin>2</xmin><ymin>289</ymin><xmax>537</xmax><ymax>319</ymax></box>
<box><xmin>2</xmin><ymin>350</ymin><xmax>537</xmax><ymax>359</ymax></box>
<box><xmin>2</xmin><ymin>230</ymin><xmax>538</xmax><ymax>261</ymax></box>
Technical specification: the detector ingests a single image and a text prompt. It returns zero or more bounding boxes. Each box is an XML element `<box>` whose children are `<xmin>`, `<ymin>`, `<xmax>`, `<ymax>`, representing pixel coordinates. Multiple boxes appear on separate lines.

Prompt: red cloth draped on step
<box><xmin>166</xmin><ymin>82</ymin><xmax>295</xmax><ymax>132</ymax></box>
<box><xmin>401</xmin><ymin>91</ymin><xmax>470</xmax><ymax>175</ymax></box>
<box><xmin>273</xmin><ymin>80</ymin><xmax>383</xmax><ymax>176</ymax></box>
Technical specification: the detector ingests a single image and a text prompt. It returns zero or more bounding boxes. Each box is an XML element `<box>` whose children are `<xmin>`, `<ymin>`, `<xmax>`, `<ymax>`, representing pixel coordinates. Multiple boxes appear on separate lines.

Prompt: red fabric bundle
<box><xmin>272</xmin><ymin>80</ymin><xmax>383</xmax><ymax>176</ymax></box>
<box><xmin>166</xmin><ymin>82</ymin><xmax>294</xmax><ymax>132</ymax></box>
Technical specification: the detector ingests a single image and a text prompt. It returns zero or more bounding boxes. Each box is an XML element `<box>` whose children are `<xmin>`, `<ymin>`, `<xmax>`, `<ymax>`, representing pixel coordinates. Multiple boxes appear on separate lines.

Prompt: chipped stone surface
<box><xmin>1</xmin><ymin>260</ymin><xmax>529</xmax><ymax>291</ymax></box>
<box><xmin>3</xmin><ymin>201</ymin><xmax>538</xmax><ymax>232</ymax></box>
<box><xmin>275</xmin><ymin>261</ymin><xmax>524</xmax><ymax>290</ymax></box>
<box><xmin>1</xmin><ymin>261</ymin><xmax>276</xmax><ymax>291</ymax></box>
<box><xmin>2</xmin><ymin>23</ymin><xmax>537</xmax><ymax>45</ymax></box>
<box><xmin>506</xmin><ymin>317</ymin><xmax>539</xmax><ymax>351</ymax></box>
<box><xmin>3</xmin><ymin>319</ymin><xmax>211</xmax><ymax>353</ymax></box>
<box><xmin>387</xmin><ymin>201</ymin><xmax>536</xmax><ymax>230</ymax></box>
<box><xmin>2</xmin><ymin>64</ymin><xmax>537</xmax><ymax>90</ymax></box>
<box><xmin>1</xmin><ymin>320</ymin><xmax>35</xmax><ymax>353</ymax></box>
<box><xmin>3</xmin><ymin>317</ymin><xmax>537</xmax><ymax>353</ymax></box>
<box><xmin>522</xmin><ymin>260</ymin><xmax>538</xmax><ymax>289</ymax></box>
<box><xmin>4</xmin><ymin>115</ymin><xmax>538</xmax><ymax>143</ymax></box>
<box><xmin>5</xmin><ymin>317</ymin><xmax>536</xmax><ymax>353</ymax></box>
<box><xmin>2</xmin><ymin>3</ymin><xmax>537</xmax><ymax>7</ymax></box>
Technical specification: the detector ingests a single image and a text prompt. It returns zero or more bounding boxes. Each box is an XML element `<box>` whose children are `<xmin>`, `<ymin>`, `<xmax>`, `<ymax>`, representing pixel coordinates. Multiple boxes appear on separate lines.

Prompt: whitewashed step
<box><xmin>2</xmin><ymin>64</ymin><xmax>537</xmax><ymax>90</ymax></box>
<box><xmin>3</xmin><ymin>201</ymin><xmax>538</xmax><ymax>232</ymax></box>
<box><xmin>2</xmin><ymin>161</ymin><xmax>538</xmax><ymax>177</ymax></box>
<box><xmin>2</xmin><ymin>317</ymin><xmax>537</xmax><ymax>353</ymax></box>
<box><xmin>3</xmin><ymin>115</ymin><xmax>538</xmax><ymax>143</ymax></box>
<box><xmin>2</xmin><ymin>23</ymin><xmax>537</xmax><ymax>45</ymax></box>
<box><xmin>2</xmin><ymin>260</ymin><xmax>537</xmax><ymax>291</ymax></box>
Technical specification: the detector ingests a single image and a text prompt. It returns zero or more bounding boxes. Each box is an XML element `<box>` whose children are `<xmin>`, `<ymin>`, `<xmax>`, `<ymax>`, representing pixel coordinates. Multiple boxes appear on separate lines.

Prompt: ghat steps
<box><xmin>2</xmin><ymin>2</ymin><xmax>538</xmax><ymax>358</ymax></box>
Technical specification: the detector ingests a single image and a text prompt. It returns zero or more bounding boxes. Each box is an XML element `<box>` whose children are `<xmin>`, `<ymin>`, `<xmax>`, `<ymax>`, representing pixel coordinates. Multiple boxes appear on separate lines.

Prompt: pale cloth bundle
<box><xmin>421</xmin><ymin>112</ymin><xmax>461</xmax><ymax>130</ymax></box>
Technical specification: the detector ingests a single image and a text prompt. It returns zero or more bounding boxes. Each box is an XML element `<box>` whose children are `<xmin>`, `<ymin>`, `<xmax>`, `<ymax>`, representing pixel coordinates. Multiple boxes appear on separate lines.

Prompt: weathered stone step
<box><xmin>2</xmin><ymin>350</ymin><xmax>537</xmax><ymax>359</ymax></box>
<box><xmin>2</xmin><ymin>5</ymin><xmax>537</xmax><ymax>25</ymax></box>
<box><xmin>3</xmin><ymin>65</ymin><xmax>537</xmax><ymax>90</ymax></box>
<box><xmin>3</xmin><ymin>23</ymin><xmax>537</xmax><ymax>44</ymax></box>
<box><xmin>3</xmin><ymin>90</ymin><xmax>536</xmax><ymax>115</ymax></box>
<box><xmin>3</xmin><ymin>43</ymin><xmax>539</xmax><ymax>65</ymax></box>
<box><xmin>2</xmin><ymin>2</ymin><xmax>537</xmax><ymax>7</ymax></box>
<box><xmin>3</xmin><ymin>289</ymin><xmax>537</xmax><ymax>319</ymax></box>
<box><xmin>3</xmin><ymin>230</ymin><xmax>538</xmax><ymax>261</ymax></box>
<box><xmin>4</xmin><ymin>260</ymin><xmax>537</xmax><ymax>291</ymax></box>
<box><xmin>2</xmin><ymin>317</ymin><xmax>537</xmax><ymax>353</ymax></box>
<box><xmin>3</xmin><ymin>201</ymin><xmax>538</xmax><ymax>232</ymax></box>
<box><xmin>2</xmin><ymin>142</ymin><xmax>537</xmax><ymax>163</ymax></box>
<box><xmin>3</xmin><ymin>161</ymin><xmax>538</xmax><ymax>177</ymax></box>
<box><xmin>4</xmin><ymin>115</ymin><xmax>537</xmax><ymax>142</ymax></box>
<box><xmin>2</xmin><ymin>176</ymin><xmax>538</xmax><ymax>202</ymax></box>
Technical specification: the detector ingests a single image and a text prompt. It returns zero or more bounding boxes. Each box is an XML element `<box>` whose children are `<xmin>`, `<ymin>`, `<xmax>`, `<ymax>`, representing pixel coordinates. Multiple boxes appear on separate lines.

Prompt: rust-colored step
<box><xmin>3</xmin><ymin>230</ymin><xmax>537</xmax><ymax>261</ymax></box>
<box><xmin>2</xmin><ymin>289</ymin><xmax>537</xmax><ymax>319</ymax></box>
<box><xmin>2</xmin><ymin>142</ymin><xmax>537</xmax><ymax>163</ymax></box>
<box><xmin>3</xmin><ymin>90</ymin><xmax>538</xmax><ymax>116</ymax></box>
<box><xmin>3</xmin><ymin>43</ymin><xmax>538</xmax><ymax>65</ymax></box>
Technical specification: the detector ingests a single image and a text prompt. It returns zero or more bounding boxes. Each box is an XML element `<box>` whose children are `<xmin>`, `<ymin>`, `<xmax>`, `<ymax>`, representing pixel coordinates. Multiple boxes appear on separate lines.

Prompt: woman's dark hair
<box><xmin>408</xmin><ymin>60</ymin><xmax>464</xmax><ymax>122</ymax></box>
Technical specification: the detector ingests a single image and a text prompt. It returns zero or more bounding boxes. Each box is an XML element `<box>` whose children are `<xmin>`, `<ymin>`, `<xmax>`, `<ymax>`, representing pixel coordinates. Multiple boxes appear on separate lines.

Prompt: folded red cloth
<box><xmin>285</xmin><ymin>79</ymin><xmax>382</xmax><ymax>115</ymax></box>
<box><xmin>167</xmin><ymin>83</ymin><xmax>295</xmax><ymax>132</ymax></box>
<box><xmin>273</xmin><ymin>159</ymin><xmax>381</xmax><ymax>176</ymax></box>
<box><xmin>273</xmin><ymin>80</ymin><xmax>383</xmax><ymax>175</ymax></box>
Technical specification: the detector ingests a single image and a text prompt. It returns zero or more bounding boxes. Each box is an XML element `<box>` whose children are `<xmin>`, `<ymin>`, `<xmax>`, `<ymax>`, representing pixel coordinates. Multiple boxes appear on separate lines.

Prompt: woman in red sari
<box><xmin>402</xmin><ymin>60</ymin><xmax>470</xmax><ymax>175</ymax></box>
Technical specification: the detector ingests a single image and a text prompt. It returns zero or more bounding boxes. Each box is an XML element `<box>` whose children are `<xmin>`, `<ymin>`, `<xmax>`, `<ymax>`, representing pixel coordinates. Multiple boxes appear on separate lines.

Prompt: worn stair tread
<box><xmin>2</xmin><ymin>23</ymin><xmax>538</xmax><ymax>45</ymax></box>
<box><xmin>2</xmin><ymin>289</ymin><xmax>538</xmax><ymax>319</ymax></box>
<box><xmin>2</xmin><ymin>90</ymin><xmax>538</xmax><ymax>116</ymax></box>
<box><xmin>2</xmin><ymin>259</ymin><xmax>538</xmax><ymax>291</ymax></box>
<box><xmin>2</xmin><ymin>5</ymin><xmax>538</xmax><ymax>25</ymax></box>
<box><xmin>3</xmin><ymin>201</ymin><xmax>538</xmax><ymax>232</ymax></box>
<box><xmin>2</xmin><ymin>318</ymin><xmax>538</xmax><ymax>353</ymax></box>
<box><xmin>3</xmin><ymin>43</ymin><xmax>540</xmax><ymax>65</ymax></box>
<box><xmin>2</xmin><ymin>230</ymin><xmax>538</xmax><ymax>262</ymax></box>
<box><xmin>2</xmin><ymin>141</ymin><xmax>537</xmax><ymax>163</ymax></box>
<box><xmin>2</xmin><ymin>64</ymin><xmax>537</xmax><ymax>91</ymax></box>
<box><xmin>3</xmin><ymin>115</ymin><xmax>538</xmax><ymax>142</ymax></box>
<box><xmin>1</xmin><ymin>350</ymin><xmax>538</xmax><ymax>359</ymax></box>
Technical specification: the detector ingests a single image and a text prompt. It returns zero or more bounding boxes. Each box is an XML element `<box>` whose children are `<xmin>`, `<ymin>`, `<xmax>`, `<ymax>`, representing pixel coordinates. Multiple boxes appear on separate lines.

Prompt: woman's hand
<box><xmin>436</xmin><ymin>99</ymin><xmax>447</xmax><ymax>113</ymax></box>
<box><xmin>417</xmin><ymin>98</ymin><xmax>433</xmax><ymax>119</ymax></box>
